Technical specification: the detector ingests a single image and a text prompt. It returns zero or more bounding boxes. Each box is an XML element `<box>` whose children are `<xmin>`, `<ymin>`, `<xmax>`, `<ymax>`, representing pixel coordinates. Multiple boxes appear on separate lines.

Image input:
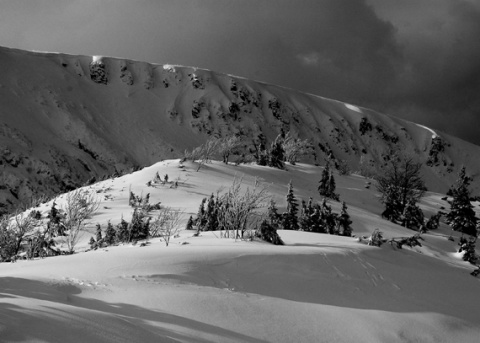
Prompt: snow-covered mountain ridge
<box><xmin>1</xmin><ymin>45</ymin><xmax>479</xmax><ymax>213</ymax></box>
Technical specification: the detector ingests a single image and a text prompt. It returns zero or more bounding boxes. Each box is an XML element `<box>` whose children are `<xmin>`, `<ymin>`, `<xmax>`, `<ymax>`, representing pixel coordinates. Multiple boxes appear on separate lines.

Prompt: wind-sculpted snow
<box><xmin>0</xmin><ymin>45</ymin><xmax>480</xmax><ymax>213</ymax></box>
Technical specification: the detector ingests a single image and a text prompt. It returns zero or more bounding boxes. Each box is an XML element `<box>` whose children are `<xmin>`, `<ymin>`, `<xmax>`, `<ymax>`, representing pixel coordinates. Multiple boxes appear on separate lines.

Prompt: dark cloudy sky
<box><xmin>1</xmin><ymin>0</ymin><xmax>479</xmax><ymax>145</ymax></box>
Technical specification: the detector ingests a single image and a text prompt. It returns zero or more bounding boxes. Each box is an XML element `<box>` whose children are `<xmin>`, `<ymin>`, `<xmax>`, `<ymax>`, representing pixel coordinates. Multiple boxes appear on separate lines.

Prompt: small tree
<box><xmin>377</xmin><ymin>156</ymin><xmax>425</xmax><ymax>224</ymax></box>
<box><xmin>195</xmin><ymin>198</ymin><xmax>207</xmax><ymax>232</ymax></box>
<box><xmin>61</xmin><ymin>189</ymin><xmax>100</xmax><ymax>253</ymax></box>
<box><xmin>336</xmin><ymin>202</ymin><xmax>353</xmax><ymax>236</ymax></box>
<box><xmin>185</xmin><ymin>216</ymin><xmax>194</xmax><ymax>230</ymax></box>
<box><xmin>446</xmin><ymin>167</ymin><xmax>478</xmax><ymax>238</ymax></box>
<box><xmin>104</xmin><ymin>221</ymin><xmax>116</xmax><ymax>245</ymax></box>
<box><xmin>268</xmin><ymin>135</ymin><xmax>285</xmax><ymax>169</ymax></box>
<box><xmin>151</xmin><ymin>207</ymin><xmax>183</xmax><ymax>246</ymax></box>
<box><xmin>216</xmin><ymin>176</ymin><xmax>270</xmax><ymax>239</ymax></box>
<box><xmin>318</xmin><ymin>162</ymin><xmax>339</xmax><ymax>200</ymax></box>
<box><xmin>267</xmin><ymin>199</ymin><xmax>281</xmax><ymax>228</ymax></box>
<box><xmin>217</xmin><ymin>135</ymin><xmax>242</xmax><ymax>164</ymax></box>
<box><xmin>283</xmin><ymin>181</ymin><xmax>299</xmax><ymax>230</ymax></box>
<box><xmin>256</xmin><ymin>220</ymin><xmax>284</xmax><ymax>245</ymax></box>
<box><xmin>368</xmin><ymin>229</ymin><xmax>385</xmax><ymax>247</ymax></box>
<box><xmin>95</xmin><ymin>224</ymin><xmax>103</xmax><ymax>243</ymax></box>
<box><xmin>281</xmin><ymin>132</ymin><xmax>313</xmax><ymax>165</ymax></box>
<box><xmin>401</xmin><ymin>199</ymin><xmax>425</xmax><ymax>230</ymax></box>
<box><xmin>0</xmin><ymin>216</ymin><xmax>18</xmax><ymax>261</ymax></box>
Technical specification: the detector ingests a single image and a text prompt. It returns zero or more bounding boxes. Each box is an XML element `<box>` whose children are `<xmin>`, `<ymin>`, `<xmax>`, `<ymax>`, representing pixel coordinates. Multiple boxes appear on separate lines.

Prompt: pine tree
<box><xmin>321</xmin><ymin>198</ymin><xmax>336</xmax><ymax>234</ymax></box>
<box><xmin>267</xmin><ymin>199</ymin><xmax>281</xmax><ymax>227</ymax></box>
<box><xmin>318</xmin><ymin>163</ymin><xmax>330</xmax><ymax>197</ymax></box>
<box><xmin>310</xmin><ymin>204</ymin><xmax>324</xmax><ymax>233</ymax></box>
<box><xmin>446</xmin><ymin>167</ymin><xmax>478</xmax><ymax>237</ymax></box>
<box><xmin>116</xmin><ymin>218</ymin><xmax>129</xmax><ymax>242</ymax></box>
<box><xmin>89</xmin><ymin>236</ymin><xmax>96</xmax><ymax>249</ymax></box>
<box><xmin>299</xmin><ymin>200</ymin><xmax>310</xmax><ymax>231</ymax></box>
<box><xmin>47</xmin><ymin>201</ymin><xmax>63</xmax><ymax>236</ymax></box>
<box><xmin>129</xmin><ymin>190</ymin><xmax>136</xmax><ymax>207</ymax></box>
<box><xmin>328</xmin><ymin>173</ymin><xmax>339</xmax><ymax>201</ymax></box>
<box><xmin>185</xmin><ymin>216</ymin><xmax>194</xmax><ymax>230</ymax></box>
<box><xmin>283</xmin><ymin>181</ymin><xmax>299</xmax><ymax>230</ymax></box>
<box><xmin>95</xmin><ymin>224</ymin><xmax>103</xmax><ymax>242</ymax></box>
<box><xmin>269</xmin><ymin>135</ymin><xmax>285</xmax><ymax>169</ymax></box>
<box><xmin>104</xmin><ymin>221</ymin><xmax>116</xmax><ymax>245</ymax></box>
<box><xmin>205</xmin><ymin>194</ymin><xmax>218</xmax><ymax>231</ymax></box>
<box><xmin>401</xmin><ymin>199</ymin><xmax>424</xmax><ymax>230</ymax></box>
<box><xmin>336</xmin><ymin>202</ymin><xmax>353</xmax><ymax>236</ymax></box>
<box><xmin>256</xmin><ymin>220</ymin><xmax>284</xmax><ymax>245</ymax></box>
<box><xmin>195</xmin><ymin>198</ymin><xmax>207</xmax><ymax>231</ymax></box>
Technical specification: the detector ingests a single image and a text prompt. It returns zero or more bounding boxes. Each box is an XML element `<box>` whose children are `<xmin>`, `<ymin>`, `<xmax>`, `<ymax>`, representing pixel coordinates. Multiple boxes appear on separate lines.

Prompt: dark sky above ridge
<box><xmin>1</xmin><ymin>0</ymin><xmax>479</xmax><ymax>145</ymax></box>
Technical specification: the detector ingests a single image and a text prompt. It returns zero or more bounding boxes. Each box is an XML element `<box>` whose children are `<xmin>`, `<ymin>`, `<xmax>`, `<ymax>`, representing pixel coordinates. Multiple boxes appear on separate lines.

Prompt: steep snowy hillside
<box><xmin>1</xmin><ymin>46</ymin><xmax>479</xmax><ymax>213</ymax></box>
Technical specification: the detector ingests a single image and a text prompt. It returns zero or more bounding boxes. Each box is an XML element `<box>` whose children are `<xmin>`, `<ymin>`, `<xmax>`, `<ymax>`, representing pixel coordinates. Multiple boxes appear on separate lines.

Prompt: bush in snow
<box><xmin>368</xmin><ymin>229</ymin><xmax>385</xmax><ymax>247</ymax></box>
<box><xmin>256</xmin><ymin>220</ymin><xmax>284</xmax><ymax>245</ymax></box>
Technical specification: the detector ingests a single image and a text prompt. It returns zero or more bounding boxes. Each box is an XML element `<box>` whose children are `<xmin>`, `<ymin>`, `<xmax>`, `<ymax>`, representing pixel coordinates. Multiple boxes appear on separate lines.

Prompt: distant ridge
<box><xmin>1</xmin><ymin>45</ymin><xmax>479</xmax><ymax>213</ymax></box>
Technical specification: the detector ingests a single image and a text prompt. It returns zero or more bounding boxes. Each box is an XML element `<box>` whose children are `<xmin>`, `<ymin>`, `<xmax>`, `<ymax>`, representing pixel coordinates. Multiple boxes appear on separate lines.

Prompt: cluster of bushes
<box><xmin>187</xmin><ymin>179</ymin><xmax>353</xmax><ymax>246</ymax></box>
<box><xmin>0</xmin><ymin>189</ymin><xmax>99</xmax><ymax>261</ymax></box>
<box><xmin>252</xmin><ymin>131</ymin><xmax>313</xmax><ymax>169</ymax></box>
<box><xmin>184</xmin><ymin>131</ymin><xmax>314</xmax><ymax>171</ymax></box>
<box><xmin>186</xmin><ymin>176</ymin><xmax>270</xmax><ymax>240</ymax></box>
<box><xmin>90</xmin><ymin>191</ymin><xmax>182</xmax><ymax>249</ymax></box>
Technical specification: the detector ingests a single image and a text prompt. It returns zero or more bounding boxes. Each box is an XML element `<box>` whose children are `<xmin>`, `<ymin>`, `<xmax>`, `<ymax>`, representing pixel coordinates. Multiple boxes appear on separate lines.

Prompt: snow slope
<box><xmin>1</xmin><ymin>45</ymin><xmax>480</xmax><ymax>214</ymax></box>
<box><xmin>1</xmin><ymin>159</ymin><xmax>480</xmax><ymax>342</ymax></box>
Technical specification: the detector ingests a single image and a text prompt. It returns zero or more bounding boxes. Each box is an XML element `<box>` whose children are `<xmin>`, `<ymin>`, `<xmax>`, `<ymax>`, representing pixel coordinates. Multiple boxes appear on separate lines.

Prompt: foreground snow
<box><xmin>1</xmin><ymin>160</ymin><xmax>480</xmax><ymax>342</ymax></box>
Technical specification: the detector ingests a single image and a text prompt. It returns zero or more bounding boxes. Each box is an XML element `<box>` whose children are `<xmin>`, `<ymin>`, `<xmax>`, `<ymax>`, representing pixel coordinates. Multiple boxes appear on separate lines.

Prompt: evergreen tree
<box><xmin>185</xmin><ymin>216</ymin><xmax>194</xmax><ymax>230</ymax></box>
<box><xmin>458</xmin><ymin>237</ymin><xmax>478</xmax><ymax>264</ymax></box>
<box><xmin>310</xmin><ymin>204</ymin><xmax>324</xmax><ymax>233</ymax></box>
<box><xmin>129</xmin><ymin>190</ymin><xmax>136</xmax><ymax>207</ymax></box>
<box><xmin>205</xmin><ymin>194</ymin><xmax>218</xmax><ymax>231</ymax></box>
<box><xmin>95</xmin><ymin>224</ymin><xmax>103</xmax><ymax>242</ymax></box>
<box><xmin>446</xmin><ymin>167</ymin><xmax>478</xmax><ymax>237</ymax></box>
<box><xmin>104</xmin><ymin>221</ymin><xmax>116</xmax><ymax>245</ymax></box>
<box><xmin>256</xmin><ymin>220</ymin><xmax>284</xmax><ymax>245</ymax></box>
<box><xmin>116</xmin><ymin>218</ymin><xmax>129</xmax><ymax>242</ymax></box>
<box><xmin>267</xmin><ymin>199</ymin><xmax>281</xmax><ymax>227</ymax></box>
<box><xmin>401</xmin><ymin>199</ymin><xmax>425</xmax><ymax>230</ymax></box>
<box><xmin>195</xmin><ymin>198</ymin><xmax>207</xmax><ymax>231</ymax></box>
<box><xmin>47</xmin><ymin>201</ymin><xmax>63</xmax><ymax>236</ymax></box>
<box><xmin>336</xmin><ymin>202</ymin><xmax>353</xmax><ymax>236</ymax></box>
<box><xmin>321</xmin><ymin>198</ymin><xmax>336</xmax><ymax>234</ymax></box>
<box><xmin>283</xmin><ymin>181</ymin><xmax>299</xmax><ymax>230</ymax></box>
<box><xmin>269</xmin><ymin>135</ymin><xmax>285</xmax><ymax>169</ymax></box>
<box><xmin>299</xmin><ymin>200</ymin><xmax>310</xmax><ymax>231</ymax></box>
<box><xmin>89</xmin><ymin>236</ymin><xmax>96</xmax><ymax>249</ymax></box>
<box><xmin>318</xmin><ymin>163</ymin><xmax>330</xmax><ymax>197</ymax></box>
<box><xmin>328</xmin><ymin>173</ymin><xmax>339</xmax><ymax>201</ymax></box>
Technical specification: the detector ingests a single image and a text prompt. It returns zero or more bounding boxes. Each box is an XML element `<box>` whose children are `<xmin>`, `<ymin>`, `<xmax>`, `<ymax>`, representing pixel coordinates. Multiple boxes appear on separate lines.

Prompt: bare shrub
<box><xmin>217</xmin><ymin>135</ymin><xmax>242</xmax><ymax>164</ymax></box>
<box><xmin>184</xmin><ymin>137</ymin><xmax>220</xmax><ymax>171</ymax></box>
<box><xmin>61</xmin><ymin>189</ymin><xmax>100</xmax><ymax>253</ymax></box>
<box><xmin>217</xmin><ymin>176</ymin><xmax>270</xmax><ymax>239</ymax></box>
<box><xmin>282</xmin><ymin>132</ymin><xmax>313</xmax><ymax>165</ymax></box>
<box><xmin>150</xmin><ymin>207</ymin><xmax>183</xmax><ymax>246</ymax></box>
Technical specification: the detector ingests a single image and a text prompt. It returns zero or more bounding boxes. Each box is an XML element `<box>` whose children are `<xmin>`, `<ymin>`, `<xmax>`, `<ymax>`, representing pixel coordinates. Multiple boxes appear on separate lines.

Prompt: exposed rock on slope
<box><xmin>1</xmin><ymin>46</ymin><xmax>479</xmax><ymax>213</ymax></box>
